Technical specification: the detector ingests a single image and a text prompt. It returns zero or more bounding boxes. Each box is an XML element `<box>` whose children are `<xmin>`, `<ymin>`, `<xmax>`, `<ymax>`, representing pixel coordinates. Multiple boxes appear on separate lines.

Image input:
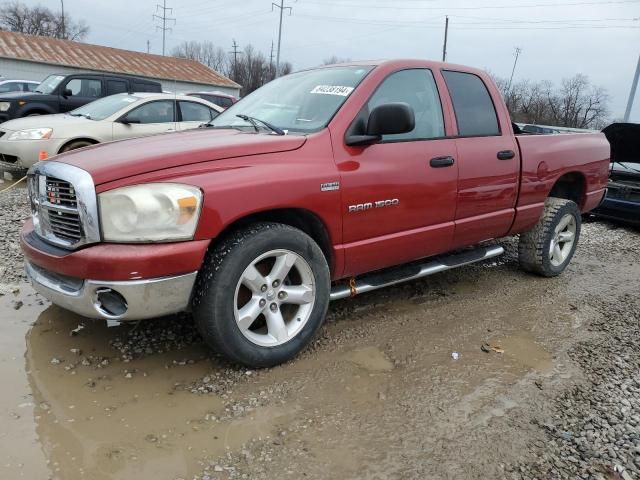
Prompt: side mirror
<box><xmin>119</xmin><ymin>116</ymin><xmax>140</xmax><ymax>125</ymax></box>
<box><xmin>62</xmin><ymin>88</ymin><xmax>73</xmax><ymax>98</ymax></box>
<box><xmin>345</xmin><ymin>102</ymin><xmax>415</xmax><ymax>147</ymax></box>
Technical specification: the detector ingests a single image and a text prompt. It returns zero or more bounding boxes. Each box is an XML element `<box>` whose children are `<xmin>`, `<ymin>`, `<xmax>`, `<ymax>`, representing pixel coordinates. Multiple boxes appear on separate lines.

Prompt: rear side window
<box><xmin>442</xmin><ymin>71</ymin><xmax>500</xmax><ymax>137</ymax></box>
<box><xmin>367</xmin><ymin>68</ymin><xmax>445</xmax><ymax>141</ymax></box>
<box><xmin>132</xmin><ymin>82</ymin><xmax>162</xmax><ymax>93</ymax></box>
<box><xmin>179</xmin><ymin>101</ymin><xmax>216</xmax><ymax>122</ymax></box>
<box><xmin>25</xmin><ymin>83</ymin><xmax>38</xmax><ymax>92</ymax></box>
<box><xmin>107</xmin><ymin>80</ymin><xmax>127</xmax><ymax>95</ymax></box>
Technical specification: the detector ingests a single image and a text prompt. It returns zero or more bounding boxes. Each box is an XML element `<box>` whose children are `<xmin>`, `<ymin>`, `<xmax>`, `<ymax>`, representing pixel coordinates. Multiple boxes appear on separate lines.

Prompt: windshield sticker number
<box><xmin>310</xmin><ymin>85</ymin><xmax>354</xmax><ymax>96</ymax></box>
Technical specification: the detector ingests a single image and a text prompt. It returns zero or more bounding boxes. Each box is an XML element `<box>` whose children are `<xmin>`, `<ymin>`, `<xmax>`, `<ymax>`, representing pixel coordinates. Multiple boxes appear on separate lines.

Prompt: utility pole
<box><xmin>269</xmin><ymin>40</ymin><xmax>275</xmax><ymax>78</ymax></box>
<box><xmin>147</xmin><ymin>40</ymin><xmax>151</xmax><ymax>54</ymax></box>
<box><xmin>229</xmin><ymin>39</ymin><xmax>241</xmax><ymax>82</ymax></box>
<box><xmin>507</xmin><ymin>47</ymin><xmax>522</xmax><ymax>93</ymax></box>
<box><xmin>60</xmin><ymin>0</ymin><xmax>65</xmax><ymax>39</ymax></box>
<box><xmin>272</xmin><ymin>0</ymin><xmax>293</xmax><ymax>76</ymax></box>
<box><xmin>441</xmin><ymin>16</ymin><xmax>449</xmax><ymax>62</ymax></box>
<box><xmin>623</xmin><ymin>54</ymin><xmax>640</xmax><ymax>122</ymax></box>
<box><xmin>153</xmin><ymin>0</ymin><xmax>176</xmax><ymax>56</ymax></box>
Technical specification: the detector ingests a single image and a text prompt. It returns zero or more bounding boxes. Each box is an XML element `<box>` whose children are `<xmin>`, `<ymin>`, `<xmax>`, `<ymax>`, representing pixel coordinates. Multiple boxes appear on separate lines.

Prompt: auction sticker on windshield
<box><xmin>310</xmin><ymin>85</ymin><xmax>354</xmax><ymax>96</ymax></box>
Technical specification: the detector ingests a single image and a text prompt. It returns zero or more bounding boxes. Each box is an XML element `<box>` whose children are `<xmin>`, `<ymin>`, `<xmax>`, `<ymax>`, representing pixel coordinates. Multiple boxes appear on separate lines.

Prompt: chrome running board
<box><xmin>329</xmin><ymin>244</ymin><xmax>504</xmax><ymax>301</ymax></box>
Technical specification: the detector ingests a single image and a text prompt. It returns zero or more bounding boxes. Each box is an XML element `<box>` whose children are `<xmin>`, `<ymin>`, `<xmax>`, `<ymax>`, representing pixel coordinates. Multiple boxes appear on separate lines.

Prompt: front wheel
<box><xmin>192</xmin><ymin>223</ymin><xmax>330</xmax><ymax>368</ymax></box>
<box><xmin>518</xmin><ymin>197</ymin><xmax>582</xmax><ymax>277</ymax></box>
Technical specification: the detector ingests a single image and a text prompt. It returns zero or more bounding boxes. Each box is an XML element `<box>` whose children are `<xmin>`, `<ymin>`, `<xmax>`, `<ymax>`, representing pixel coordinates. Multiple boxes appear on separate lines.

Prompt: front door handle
<box><xmin>497</xmin><ymin>150</ymin><xmax>515</xmax><ymax>160</ymax></box>
<box><xmin>430</xmin><ymin>156</ymin><xmax>455</xmax><ymax>168</ymax></box>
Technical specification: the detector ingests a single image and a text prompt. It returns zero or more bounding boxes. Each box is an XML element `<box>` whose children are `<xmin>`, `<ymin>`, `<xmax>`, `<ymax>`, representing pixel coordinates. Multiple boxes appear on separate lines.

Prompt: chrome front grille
<box><xmin>28</xmin><ymin>161</ymin><xmax>100</xmax><ymax>249</ymax></box>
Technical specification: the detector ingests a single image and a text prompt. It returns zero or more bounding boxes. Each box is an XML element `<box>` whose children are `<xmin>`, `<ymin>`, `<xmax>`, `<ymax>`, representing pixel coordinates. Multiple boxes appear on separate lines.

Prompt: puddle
<box><xmin>344</xmin><ymin>346</ymin><xmax>393</xmax><ymax>372</ymax></box>
<box><xmin>0</xmin><ymin>285</ymin><xmax>293</xmax><ymax>480</ymax></box>
<box><xmin>499</xmin><ymin>332</ymin><xmax>553</xmax><ymax>373</ymax></box>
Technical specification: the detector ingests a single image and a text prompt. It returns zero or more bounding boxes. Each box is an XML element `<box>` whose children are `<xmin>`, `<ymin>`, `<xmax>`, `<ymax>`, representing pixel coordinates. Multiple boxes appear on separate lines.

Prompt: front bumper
<box><xmin>26</xmin><ymin>260</ymin><xmax>198</xmax><ymax>321</ymax></box>
<box><xmin>0</xmin><ymin>134</ymin><xmax>57</xmax><ymax>169</ymax></box>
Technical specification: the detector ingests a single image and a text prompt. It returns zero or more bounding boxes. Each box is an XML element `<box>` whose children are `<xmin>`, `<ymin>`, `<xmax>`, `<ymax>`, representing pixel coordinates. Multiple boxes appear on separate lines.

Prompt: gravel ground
<box><xmin>0</xmin><ymin>176</ymin><xmax>29</xmax><ymax>285</ymax></box>
<box><xmin>1</xmin><ymin>173</ymin><xmax>639</xmax><ymax>480</ymax></box>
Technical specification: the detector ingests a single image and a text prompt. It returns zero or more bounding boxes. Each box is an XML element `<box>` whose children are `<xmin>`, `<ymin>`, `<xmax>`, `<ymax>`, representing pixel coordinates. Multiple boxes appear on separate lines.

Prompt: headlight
<box><xmin>0</xmin><ymin>102</ymin><xmax>10</xmax><ymax>112</ymax></box>
<box><xmin>99</xmin><ymin>183</ymin><xmax>202</xmax><ymax>242</ymax></box>
<box><xmin>7</xmin><ymin>128</ymin><xmax>53</xmax><ymax>140</ymax></box>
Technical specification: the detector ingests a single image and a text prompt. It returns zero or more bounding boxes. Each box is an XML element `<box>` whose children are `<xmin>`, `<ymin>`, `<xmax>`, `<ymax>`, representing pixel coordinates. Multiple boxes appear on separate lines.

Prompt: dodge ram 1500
<box><xmin>20</xmin><ymin>60</ymin><xmax>610</xmax><ymax>367</ymax></box>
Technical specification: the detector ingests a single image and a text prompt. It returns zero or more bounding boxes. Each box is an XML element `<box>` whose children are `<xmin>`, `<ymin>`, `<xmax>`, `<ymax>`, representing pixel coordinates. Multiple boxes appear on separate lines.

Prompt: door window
<box><xmin>442</xmin><ymin>71</ymin><xmax>500</xmax><ymax>137</ymax></box>
<box><xmin>65</xmin><ymin>78</ymin><xmax>103</xmax><ymax>98</ymax></box>
<box><xmin>367</xmin><ymin>69</ymin><xmax>445</xmax><ymax>141</ymax></box>
<box><xmin>107</xmin><ymin>80</ymin><xmax>127</xmax><ymax>95</ymax></box>
<box><xmin>179</xmin><ymin>101</ymin><xmax>216</xmax><ymax>122</ymax></box>
<box><xmin>0</xmin><ymin>82</ymin><xmax>21</xmax><ymax>93</ymax></box>
<box><xmin>25</xmin><ymin>83</ymin><xmax>38</xmax><ymax>92</ymax></box>
<box><xmin>126</xmin><ymin>100</ymin><xmax>175</xmax><ymax>124</ymax></box>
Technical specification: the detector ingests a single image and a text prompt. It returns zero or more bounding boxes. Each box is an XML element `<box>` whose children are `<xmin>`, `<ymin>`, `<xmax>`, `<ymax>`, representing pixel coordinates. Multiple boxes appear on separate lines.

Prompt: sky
<box><xmin>31</xmin><ymin>0</ymin><xmax>640</xmax><ymax>121</ymax></box>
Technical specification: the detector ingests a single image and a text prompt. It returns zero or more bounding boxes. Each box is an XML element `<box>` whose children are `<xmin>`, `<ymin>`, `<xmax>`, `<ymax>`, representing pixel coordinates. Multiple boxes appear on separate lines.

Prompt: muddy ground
<box><xmin>1</xmin><ymin>176</ymin><xmax>639</xmax><ymax>480</ymax></box>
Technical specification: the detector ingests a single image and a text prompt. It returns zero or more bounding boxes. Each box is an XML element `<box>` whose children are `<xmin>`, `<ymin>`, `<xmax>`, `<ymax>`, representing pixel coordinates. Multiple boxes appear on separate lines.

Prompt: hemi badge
<box><xmin>320</xmin><ymin>181</ymin><xmax>340</xmax><ymax>192</ymax></box>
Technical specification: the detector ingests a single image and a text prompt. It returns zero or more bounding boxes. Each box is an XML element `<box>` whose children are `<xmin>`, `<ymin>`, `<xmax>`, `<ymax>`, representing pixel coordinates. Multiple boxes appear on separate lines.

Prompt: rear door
<box><xmin>441</xmin><ymin>70</ymin><xmax>520</xmax><ymax>248</ymax></box>
<box><xmin>59</xmin><ymin>76</ymin><xmax>104</xmax><ymax>112</ymax></box>
<box><xmin>176</xmin><ymin>100</ymin><xmax>219</xmax><ymax>131</ymax></box>
<box><xmin>111</xmin><ymin>99</ymin><xmax>177</xmax><ymax>140</ymax></box>
<box><xmin>335</xmin><ymin>68</ymin><xmax>459</xmax><ymax>276</ymax></box>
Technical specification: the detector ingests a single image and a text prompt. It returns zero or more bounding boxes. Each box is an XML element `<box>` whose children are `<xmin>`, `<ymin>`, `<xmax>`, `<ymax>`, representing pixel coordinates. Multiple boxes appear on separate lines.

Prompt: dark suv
<box><xmin>0</xmin><ymin>73</ymin><xmax>162</xmax><ymax>122</ymax></box>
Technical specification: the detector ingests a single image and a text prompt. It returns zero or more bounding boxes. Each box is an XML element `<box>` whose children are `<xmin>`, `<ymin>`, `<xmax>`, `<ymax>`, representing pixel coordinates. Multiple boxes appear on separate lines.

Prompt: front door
<box><xmin>59</xmin><ymin>77</ymin><xmax>103</xmax><ymax>112</ymax></box>
<box><xmin>441</xmin><ymin>70</ymin><xmax>520</xmax><ymax>248</ymax></box>
<box><xmin>111</xmin><ymin>100</ymin><xmax>177</xmax><ymax>140</ymax></box>
<box><xmin>333</xmin><ymin>68</ymin><xmax>459</xmax><ymax>276</ymax></box>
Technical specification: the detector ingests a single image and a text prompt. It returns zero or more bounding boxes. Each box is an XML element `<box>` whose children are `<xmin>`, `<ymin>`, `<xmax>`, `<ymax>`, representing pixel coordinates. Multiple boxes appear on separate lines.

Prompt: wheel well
<box><xmin>548</xmin><ymin>172</ymin><xmax>586</xmax><ymax>208</ymax></box>
<box><xmin>58</xmin><ymin>138</ymin><xmax>99</xmax><ymax>153</ymax></box>
<box><xmin>23</xmin><ymin>109</ymin><xmax>50</xmax><ymax>116</ymax></box>
<box><xmin>213</xmin><ymin>209</ymin><xmax>334</xmax><ymax>272</ymax></box>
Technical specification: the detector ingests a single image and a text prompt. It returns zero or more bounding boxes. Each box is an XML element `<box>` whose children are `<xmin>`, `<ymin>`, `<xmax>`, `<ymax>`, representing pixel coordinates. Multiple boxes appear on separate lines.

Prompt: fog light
<box><xmin>94</xmin><ymin>288</ymin><xmax>128</xmax><ymax>317</ymax></box>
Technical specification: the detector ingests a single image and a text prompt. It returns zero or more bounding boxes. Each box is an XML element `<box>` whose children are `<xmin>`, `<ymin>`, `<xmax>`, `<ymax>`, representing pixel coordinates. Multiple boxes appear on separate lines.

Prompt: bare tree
<box><xmin>322</xmin><ymin>55</ymin><xmax>351</xmax><ymax>66</ymax></box>
<box><xmin>171</xmin><ymin>40</ymin><xmax>229</xmax><ymax>75</ymax></box>
<box><xmin>172</xmin><ymin>40</ymin><xmax>294</xmax><ymax>96</ymax></box>
<box><xmin>492</xmin><ymin>73</ymin><xmax>609</xmax><ymax>129</ymax></box>
<box><xmin>0</xmin><ymin>1</ymin><xmax>88</xmax><ymax>41</ymax></box>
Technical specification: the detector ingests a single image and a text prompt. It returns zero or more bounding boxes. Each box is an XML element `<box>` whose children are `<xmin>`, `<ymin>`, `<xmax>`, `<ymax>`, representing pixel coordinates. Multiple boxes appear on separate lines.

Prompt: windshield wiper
<box><xmin>69</xmin><ymin>112</ymin><xmax>92</xmax><ymax>119</ymax></box>
<box><xmin>236</xmin><ymin>114</ymin><xmax>285</xmax><ymax>135</ymax></box>
<box><xmin>615</xmin><ymin>161</ymin><xmax>640</xmax><ymax>174</ymax></box>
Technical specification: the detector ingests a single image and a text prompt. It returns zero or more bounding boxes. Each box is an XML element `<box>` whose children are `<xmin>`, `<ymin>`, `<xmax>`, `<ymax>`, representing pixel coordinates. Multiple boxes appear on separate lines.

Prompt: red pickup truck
<box><xmin>21</xmin><ymin>60</ymin><xmax>610</xmax><ymax>367</ymax></box>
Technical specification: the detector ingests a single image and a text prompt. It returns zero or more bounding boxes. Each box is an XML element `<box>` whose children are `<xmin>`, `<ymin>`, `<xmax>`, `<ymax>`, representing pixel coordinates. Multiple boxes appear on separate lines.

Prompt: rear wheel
<box><xmin>192</xmin><ymin>222</ymin><xmax>330</xmax><ymax>368</ymax></box>
<box><xmin>518</xmin><ymin>197</ymin><xmax>581</xmax><ymax>277</ymax></box>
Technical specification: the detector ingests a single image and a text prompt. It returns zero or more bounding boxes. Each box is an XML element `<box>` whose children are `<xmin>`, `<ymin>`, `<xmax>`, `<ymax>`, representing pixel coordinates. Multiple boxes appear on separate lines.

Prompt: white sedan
<box><xmin>0</xmin><ymin>93</ymin><xmax>223</xmax><ymax>169</ymax></box>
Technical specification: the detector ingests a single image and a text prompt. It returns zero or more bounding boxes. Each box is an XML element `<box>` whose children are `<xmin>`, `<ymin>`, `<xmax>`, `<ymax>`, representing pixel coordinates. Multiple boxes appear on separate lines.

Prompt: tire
<box><xmin>518</xmin><ymin>197</ymin><xmax>581</xmax><ymax>277</ymax></box>
<box><xmin>192</xmin><ymin>222</ymin><xmax>331</xmax><ymax>368</ymax></box>
<box><xmin>60</xmin><ymin>140</ymin><xmax>95</xmax><ymax>153</ymax></box>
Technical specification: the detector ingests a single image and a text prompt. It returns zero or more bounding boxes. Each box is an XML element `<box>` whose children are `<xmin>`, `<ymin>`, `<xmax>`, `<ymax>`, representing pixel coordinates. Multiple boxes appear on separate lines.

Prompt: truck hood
<box><xmin>54</xmin><ymin>128</ymin><xmax>307</xmax><ymax>185</ymax></box>
<box><xmin>603</xmin><ymin>123</ymin><xmax>640</xmax><ymax>165</ymax></box>
<box><xmin>0</xmin><ymin>113</ymin><xmax>91</xmax><ymax>133</ymax></box>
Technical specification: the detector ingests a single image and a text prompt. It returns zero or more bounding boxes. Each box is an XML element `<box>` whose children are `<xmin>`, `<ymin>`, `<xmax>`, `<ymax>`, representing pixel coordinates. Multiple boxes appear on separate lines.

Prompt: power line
<box><xmin>153</xmin><ymin>0</ymin><xmax>176</xmax><ymax>56</ymax></box>
<box><xmin>272</xmin><ymin>0</ymin><xmax>294</xmax><ymax>76</ymax></box>
<box><xmin>302</xmin><ymin>0</ymin><xmax>640</xmax><ymax>10</ymax></box>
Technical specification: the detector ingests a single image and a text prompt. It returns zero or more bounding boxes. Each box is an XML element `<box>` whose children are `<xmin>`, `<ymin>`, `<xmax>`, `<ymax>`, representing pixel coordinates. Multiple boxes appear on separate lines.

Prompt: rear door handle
<box><xmin>430</xmin><ymin>156</ymin><xmax>455</xmax><ymax>168</ymax></box>
<box><xmin>497</xmin><ymin>150</ymin><xmax>515</xmax><ymax>160</ymax></box>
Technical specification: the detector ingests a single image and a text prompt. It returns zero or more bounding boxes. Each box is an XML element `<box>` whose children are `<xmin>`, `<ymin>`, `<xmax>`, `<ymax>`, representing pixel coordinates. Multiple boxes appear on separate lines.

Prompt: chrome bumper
<box><xmin>26</xmin><ymin>261</ymin><xmax>197</xmax><ymax>321</ymax></box>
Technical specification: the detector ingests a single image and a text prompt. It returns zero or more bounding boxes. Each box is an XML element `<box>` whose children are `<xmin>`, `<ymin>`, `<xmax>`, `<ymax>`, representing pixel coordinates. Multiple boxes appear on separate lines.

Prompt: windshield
<box><xmin>35</xmin><ymin>75</ymin><xmax>66</xmax><ymax>94</ymax></box>
<box><xmin>210</xmin><ymin>66</ymin><xmax>373</xmax><ymax>134</ymax></box>
<box><xmin>69</xmin><ymin>94</ymin><xmax>141</xmax><ymax>121</ymax></box>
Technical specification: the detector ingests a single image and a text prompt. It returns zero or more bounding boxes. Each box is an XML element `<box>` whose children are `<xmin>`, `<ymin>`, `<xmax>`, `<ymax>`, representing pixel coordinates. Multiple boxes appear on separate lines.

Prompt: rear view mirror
<box><xmin>345</xmin><ymin>102</ymin><xmax>415</xmax><ymax>146</ymax></box>
<box><xmin>367</xmin><ymin>103</ymin><xmax>415</xmax><ymax>136</ymax></box>
<box><xmin>119</xmin><ymin>116</ymin><xmax>140</xmax><ymax>125</ymax></box>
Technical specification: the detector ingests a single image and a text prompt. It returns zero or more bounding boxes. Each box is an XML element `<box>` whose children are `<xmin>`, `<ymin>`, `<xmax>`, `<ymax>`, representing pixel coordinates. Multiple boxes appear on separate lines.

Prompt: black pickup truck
<box><xmin>0</xmin><ymin>73</ymin><xmax>162</xmax><ymax>122</ymax></box>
